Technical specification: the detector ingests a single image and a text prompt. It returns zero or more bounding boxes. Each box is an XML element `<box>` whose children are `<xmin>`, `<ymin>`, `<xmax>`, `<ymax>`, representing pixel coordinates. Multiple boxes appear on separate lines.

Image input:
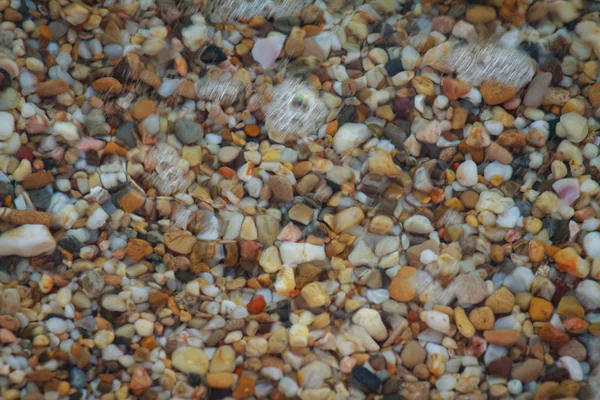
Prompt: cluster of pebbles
<box><xmin>0</xmin><ymin>0</ymin><xmax>600</xmax><ymax>399</ymax></box>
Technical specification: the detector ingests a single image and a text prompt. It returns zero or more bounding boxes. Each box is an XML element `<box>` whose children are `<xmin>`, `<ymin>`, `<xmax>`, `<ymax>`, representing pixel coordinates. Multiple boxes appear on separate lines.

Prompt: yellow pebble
<box><xmin>455</xmin><ymin>307</ymin><xmax>475</xmax><ymax>338</ymax></box>
<box><xmin>466</xmin><ymin>215</ymin><xmax>479</xmax><ymax>228</ymax></box>
<box><xmin>446</xmin><ymin>169</ymin><xmax>456</xmax><ymax>183</ymax></box>
<box><xmin>262</xmin><ymin>147</ymin><xmax>281</xmax><ymax>162</ymax></box>
<box><xmin>445</xmin><ymin>197</ymin><xmax>465</xmax><ymax>211</ymax></box>
<box><xmin>523</xmin><ymin>217</ymin><xmax>543</xmax><ymax>234</ymax></box>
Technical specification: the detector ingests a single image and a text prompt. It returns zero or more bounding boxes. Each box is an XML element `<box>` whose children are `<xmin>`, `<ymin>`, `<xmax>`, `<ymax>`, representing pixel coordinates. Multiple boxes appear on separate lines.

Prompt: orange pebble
<box><xmin>218</xmin><ymin>166</ymin><xmax>236</xmax><ymax>179</ymax></box>
<box><xmin>246</xmin><ymin>295</ymin><xmax>266</xmax><ymax>314</ymax></box>
<box><xmin>430</xmin><ymin>188</ymin><xmax>445</xmax><ymax>204</ymax></box>
<box><xmin>232</xmin><ymin>374</ymin><xmax>256</xmax><ymax>400</ymax></box>
<box><xmin>39</xmin><ymin>26</ymin><xmax>52</xmax><ymax>41</ymax></box>
<box><xmin>140</xmin><ymin>337</ymin><xmax>158</xmax><ymax>350</ymax></box>
<box><xmin>244</xmin><ymin>124</ymin><xmax>260</xmax><ymax>137</ymax></box>
<box><xmin>103</xmin><ymin>141</ymin><xmax>128</xmax><ymax>157</ymax></box>
<box><xmin>529</xmin><ymin>297</ymin><xmax>554</xmax><ymax>321</ymax></box>
<box><xmin>326</xmin><ymin>120</ymin><xmax>338</xmax><ymax>136</ymax></box>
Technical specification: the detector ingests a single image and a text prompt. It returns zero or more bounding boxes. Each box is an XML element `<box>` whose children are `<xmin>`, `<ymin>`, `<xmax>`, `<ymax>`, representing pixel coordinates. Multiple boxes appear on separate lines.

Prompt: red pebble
<box><xmin>17</xmin><ymin>146</ymin><xmax>34</xmax><ymax>164</ymax></box>
<box><xmin>407</xmin><ymin>310</ymin><xmax>419</xmax><ymax>324</ymax></box>
<box><xmin>247</xmin><ymin>295</ymin><xmax>266</xmax><ymax>314</ymax></box>
<box><xmin>239</xmin><ymin>240</ymin><xmax>261</xmax><ymax>259</ymax></box>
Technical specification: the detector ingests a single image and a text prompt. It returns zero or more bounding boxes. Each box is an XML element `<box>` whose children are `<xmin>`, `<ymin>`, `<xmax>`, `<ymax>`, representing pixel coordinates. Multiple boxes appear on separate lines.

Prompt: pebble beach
<box><xmin>0</xmin><ymin>0</ymin><xmax>599</xmax><ymax>399</ymax></box>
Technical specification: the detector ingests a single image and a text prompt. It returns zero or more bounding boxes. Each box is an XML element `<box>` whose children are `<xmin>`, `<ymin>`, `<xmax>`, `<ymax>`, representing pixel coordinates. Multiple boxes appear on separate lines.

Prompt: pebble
<box><xmin>352</xmin><ymin>308</ymin><xmax>388</xmax><ymax>341</ymax></box>
<box><xmin>557</xmin><ymin>113</ymin><xmax>588</xmax><ymax>143</ymax></box>
<box><xmin>456</xmin><ymin>160</ymin><xmax>478</xmax><ymax>187</ymax></box>
<box><xmin>46</xmin><ymin>318</ymin><xmax>68</xmax><ymax>334</ymax></box>
<box><xmin>401</xmin><ymin>341</ymin><xmax>427</xmax><ymax>369</ymax></box>
<box><xmin>511</xmin><ymin>359</ymin><xmax>543</xmax><ymax>383</ymax></box>
<box><xmin>333</xmin><ymin>123</ymin><xmax>372</xmax><ymax>153</ymax></box>
<box><xmin>523</xmin><ymin>73</ymin><xmax>552</xmax><ymax>108</ymax></box>
<box><xmin>453</xmin><ymin>274</ymin><xmax>488</xmax><ymax>305</ymax></box>
<box><xmin>171</xmin><ymin>347</ymin><xmax>209</xmax><ymax>375</ymax></box>
<box><xmin>252</xmin><ymin>34</ymin><xmax>286</xmax><ymax>68</ymax></box>
<box><xmin>352</xmin><ymin>365</ymin><xmax>381</xmax><ymax>393</ymax></box>
<box><xmin>269</xmin><ymin>175</ymin><xmax>294</xmax><ymax>203</ymax></box>
<box><xmin>404</xmin><ymin>215</ymin><xmax>434</xmax><ymax>235</ymax></box>
<box><xmin>0</xmin><ymin>111</ymin><xmax>15</xmax><ymax>140</ymax></box>
<box><xmin>420</xmin><ymin>310</ymin><xmax>451</xmax><ymax>334</ymax></box>
<box><xmin>174</xmin><ymin>119</ymin><xmax>204</xmax><ymax>144</ymax></box>
<box><xmin>0</xmin><ymin>225</ymin><xmax>56</xmax><ymax>257</ymax></box>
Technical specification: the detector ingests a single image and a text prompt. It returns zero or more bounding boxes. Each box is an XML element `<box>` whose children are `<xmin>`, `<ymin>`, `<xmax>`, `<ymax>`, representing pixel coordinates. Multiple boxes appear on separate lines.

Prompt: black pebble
<box><xmin>352</xmin><ymin>365</ymin><xmax>381</xmax><ymax>393</ymax></box>
<box><xmin>519</xmin><ymin>43</ymin><xmax>540</xmax><ymax>63</ymax></box>
<box><xmin>175</xmin><ymin>269</ymin><xmax>195</xmax><ymax>283</ymax></box>
<box><xmin>277</xmin><ymin>301</ymin><xmax>290</xmax><ymax>324</ymax></box>
<box><xmin>337</xmin><ymin>106</ymin><xmax>356</xmax><ymax>126</ymax></box>
<box><xmin>547</xmin><ymin>118</ymin><xmax>559</xmax><ymax>140</ymax></box>
<box><xmin>201</xmin><ymin>45</ymin><xmax>227</xmax><ymax>64</ymax></box>
<box><xmin>384</xmin><ymin>59</ymin><xmax>404</xmax><ymax>76</ymax></box>
<box><xmin>0</xmin><ymin>68</ymin><xmax>11</xmax><ymax>90</ymax></box>
<box><xmin>58</xmin><ymin>236</ymin><xmax>84</xmax><ymax>254</ymax></box>
<box><xmin>188</xmin><ymin>373</ymin><xmax>202</xmax><ymax>386</ymax></box>
<box><xmin>383</xmin><ymin>395</ymin><xmax>406</xmax><ymax>400</ymax></box>
<box><xmin>208</xmin><ymin>389</ymin><xmax>232</xmax><ymax>400</ymax></box>
<box><xmin>43</xmin><ymin>158</ymin><xmax>57</xmax><ymax>169</ymax></box>
<box><xmin>69</xmin><ymin>392</ymin><xmax>84</xmax><ymax>400</ymax></box>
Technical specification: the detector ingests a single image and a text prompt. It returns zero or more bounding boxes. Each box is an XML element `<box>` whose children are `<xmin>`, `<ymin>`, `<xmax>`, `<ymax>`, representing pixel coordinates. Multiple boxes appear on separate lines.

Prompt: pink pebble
<box><xmin>252</xmin><ymin>35</ymin><xmax>286</xmax><ymax>69</ymax></box>
<box><xmin>503</xmin><ymin>96</ymin><xmax>521</xmax><ymax>110</ymax></box>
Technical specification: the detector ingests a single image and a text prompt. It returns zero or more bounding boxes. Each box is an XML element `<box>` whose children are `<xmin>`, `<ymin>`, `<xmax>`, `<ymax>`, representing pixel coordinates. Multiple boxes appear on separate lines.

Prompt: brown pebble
<box><xmin>132</xmin><ymin>99</ymin><xmax>156</xmax><ymax>121</ymax></box>
<box><xmin>588</xmin><ymin>82</ymin><xmax>600</xmax><ymax>108</ymax></box>
<box><xmin>480</xmin><ymin>81</ymin><xmax>517</xmax><ymax>105</ymax></box>
<box><xmin>36</xmin><ymin>78</ymin><xmax>70</xmax><ymax>97</ymax></box>
<box><xmin>92</xmin><ymin>77</ymin><xmax>123</xmax><ymax>93</ymax></box>
<box><xmin>527</xmin><ymin>2</ymin><xmax>548</xmax><ymax>24</ymax></box>
<box><xmin>269</xmin><ymin>175</ymin><xmax>294</xmax><ymax>202</ymax></box>
<box><xmin>21</xmin><ymin>171</ymin><xmax>54</xmax><ymax>190</ymax></box>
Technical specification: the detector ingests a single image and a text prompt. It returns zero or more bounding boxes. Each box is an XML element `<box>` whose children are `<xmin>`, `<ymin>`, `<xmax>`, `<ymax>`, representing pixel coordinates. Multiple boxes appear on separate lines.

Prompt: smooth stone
<box><xmin>557</xmin><ymin>113</ymin><xmax>588</xmax><ymax>144</ymax></box>
<box><xmin>171</xmin><ymin>347</ymin><xmax>209</xmax><ymax>375</ymax></box>
<box><xmin>511</xmin><ymin>358</ymin><xmax>543</xmax><ymax>383</ymax></box>
<box><xmin>403</xmin><ymin>215</ymin><xmax>434</xmax><ymax>235</ymax></box>
<box><xmin>333</xmin><ymin>123</ymin><xmax>372</xmax><ymax>154</ymax></box>
<box><xmin>351</xmin><ymin>308</ymin><xmax>388</xmax><ymax>341</ymax></box>
<box><xmin>174</xmin><ymin>119</ymin><xmax>204</xmax><ymax>145</ymax></box>
<box><xmin>0</xmin><ymin>111</ymin><xmax>15</xmax><ymax>140</ymax></box>
<box><xmin>452</xmin><ymin>274</ymin><xmax>489</xmax><ymax>305</ymax></box>
<box><xmin>0</xmin><ymin>224</ymin><xmax>56</xmax><ymax>257</ymax></box>
<box><xmin>352</xmin><ymin>365</ymin><xmax>381</xmax><ymax>393</ymax></box>
<box><xmin>456</xmin><ymin>160</ymin><xmax>478</xmax><ymax>187</ymax></box>
<box><xmin>252</xmin><ymin>34</ymin><xmax>286</xmax><ymax>69</ymax></box>
<box><xmin>116</xmin><ymin>122</ymin><xmax>136</xmax><ymax>148</ymax></box>
<box><xmin>523</xmin><ymin>73</ymin><xmax>552</xmax><ymax>108</ymax></box>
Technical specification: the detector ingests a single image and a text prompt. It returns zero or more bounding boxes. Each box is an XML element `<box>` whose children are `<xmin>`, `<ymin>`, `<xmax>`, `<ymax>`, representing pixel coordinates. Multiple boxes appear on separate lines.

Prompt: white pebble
<box><xmin>456</xmin><ymin>160</ymin><xmax>478</xmax><ymax>187</ymax></box>
<box><xmin>134</xmin><ymin>319</ymin><xmax>154</xmax><ymax>337</ymax></box>
<box><xmin>507</xmin><ymin>379</ymin><xmax>523</xmax><ymax>395</ymax></box>
<box><xmin>46</xmin><ymin>318</ymin><xmax>68</xmax><ymax>334</ymax></box>
<box><xmin>0</xmin><ymin>111</ymin><xmax>15</xmax><ymax>140</ymax></box>
<box><xmin>52</xmin><ymin>122</ymin><xmax>79</xmax><ymax>141</ymax></box>
<box><xmin>484</xmin><ymin>162</ymin><xmax>512</xmax><ymax>182</ymax></box>
<box><xmin>420</xmin><ymin>310</ymin><xmax>451</xmax><ymax>334</ymax></box>
<box><xmin>404</xmin><ymin>215</ymin><xmax>434</xmax><ymax>235</ymax></box>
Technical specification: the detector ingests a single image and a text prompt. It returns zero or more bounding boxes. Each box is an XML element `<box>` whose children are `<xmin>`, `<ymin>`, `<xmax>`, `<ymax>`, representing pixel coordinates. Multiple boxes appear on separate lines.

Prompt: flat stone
<box><xmin>511</xmin><ymin>358</ymin><xmax>543</xmax><ymax>383</ymax></box>
<box><xmin>401</xmin><ymin>341</ymin><xmax>426</xmax><ymax>369</ymax></box>
<box><xmin>523</xmin><ymin>73</ymin><xmax>552</xmax><ymax>107</ymax></box>
<box><xmin>171</xmin><ymin>347</ymin><xmax>209</xmax><ymax>375</ymax></box>
<box><xmin>174</xmin><ymin>119</ymin><xmax>204</xmax><ymax>145</ymax></box>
